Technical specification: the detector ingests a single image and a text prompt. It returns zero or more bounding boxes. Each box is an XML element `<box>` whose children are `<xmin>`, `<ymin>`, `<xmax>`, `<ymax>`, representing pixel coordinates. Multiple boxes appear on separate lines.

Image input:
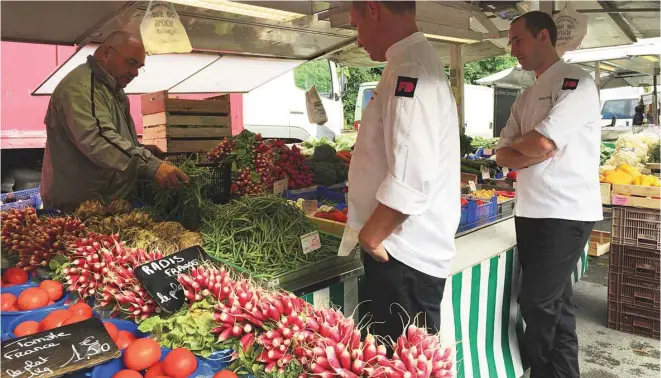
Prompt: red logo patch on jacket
<box><xmin>562</xmin><ymin>78</ymin><xmax>579</xmax><ymax>90</ymax></box>
<box><xmin>394</xmin><ymin>76</ymin><xmax>418</xmax><ymax>98</ymax></box>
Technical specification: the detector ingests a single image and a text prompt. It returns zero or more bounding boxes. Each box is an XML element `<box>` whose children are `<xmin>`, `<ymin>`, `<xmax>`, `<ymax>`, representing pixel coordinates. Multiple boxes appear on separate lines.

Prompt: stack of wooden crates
<box><xmin>607</xmin><ymin>184</ymin><xmax>660</xmax><ymax>339</ymax></box>
<box><xmin>141</xmin><ymin>91</ymin><xmax>232</xmax><ymax>159</ymax></box>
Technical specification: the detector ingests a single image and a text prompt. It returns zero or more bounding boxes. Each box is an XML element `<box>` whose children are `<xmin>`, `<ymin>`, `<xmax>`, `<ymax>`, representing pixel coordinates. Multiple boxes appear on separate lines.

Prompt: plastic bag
<box><xmin>140</xmin><ymin>1</ymin><xmax>192</xmax><ymax>55</ymax></box>
<box><xmin>553</xmin><ymin>3</ymin><xmax>588</xmax><ymax>56</ymax></box>
<box><xmin>305</xmin><ymin>85</ymin><xmax>328</xmax><ymax>125</ymax></box>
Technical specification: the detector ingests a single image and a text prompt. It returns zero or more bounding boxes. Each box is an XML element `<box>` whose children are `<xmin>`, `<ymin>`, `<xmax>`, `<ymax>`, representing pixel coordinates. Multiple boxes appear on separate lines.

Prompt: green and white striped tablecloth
<box><xmin>301</xmin><ymin>245</ymin><xmax>589</xmax><ymax>378</ymax></box>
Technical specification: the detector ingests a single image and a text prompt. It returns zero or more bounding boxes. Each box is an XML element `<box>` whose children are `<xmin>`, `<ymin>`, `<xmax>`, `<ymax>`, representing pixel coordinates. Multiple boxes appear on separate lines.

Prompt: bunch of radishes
<box><xmin>1</xmin><ymin>207</ymin><xmax>86</xmax><ymax>270</ymax></box>
<box><xmin>175</xmin><ymin>264</ymin><xmax>454</xmax><ymax>378</ymax></box>
<box><xmin>60</xmin><ymin>232</ymin><xmax>162</xmax><ymax>321</ymax></box>
<box><xmin>207</xmin><ymin>138</ymin><xmax>236</xmax><ymax>163</ymax></box>
<box><xmin>270</xmin><ymin>141</ymin><xmax>312</xmax><ymax>190</ymax></box>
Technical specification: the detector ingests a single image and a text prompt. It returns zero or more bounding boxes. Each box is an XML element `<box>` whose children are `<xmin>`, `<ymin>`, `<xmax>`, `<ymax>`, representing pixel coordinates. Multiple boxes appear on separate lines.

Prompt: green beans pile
<box><xmin>201</xmin><ymin>195</ymin><xmax>340</xmax><ymax>279</ymax></box>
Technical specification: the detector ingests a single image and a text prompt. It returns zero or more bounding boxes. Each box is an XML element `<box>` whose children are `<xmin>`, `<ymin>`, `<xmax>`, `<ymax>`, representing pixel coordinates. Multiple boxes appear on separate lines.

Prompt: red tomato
<box><xmin>67</xmin><ymin>302</ymin><xmax>93</xmax><ymax>318</ymax></box>
<box><xmin>39</xmin><ymin>280</ymin><xmax>64</xmax><ymax>302</ymax></box>
<box><xmin>162</xmin><ymin>348</ymin><xmax>197</xmax><ymax>378</ymax></box>
<box><xmin>115</xmin><ymin>330</ymin><xmax>137</xmax><ymax>350</ymax></box>
<box><xmin>62</xmin><ymin>314</ymin><xmax>90</xmax><ymax>326</ymax></box>
<box><xmin>112</xmin><ymin>370</ymin><xmax>143</xmax><ymax>378</ymax></box>
<box><xmin>17</xmin><ymin>287</ymin><xmax>50</xmax><ymax>310</ymax></box>
<box><xmin>40</xmin><ymin>309</ymin><xmax>72</xmax><ymax>330</ymax></box>
<box><xmin>144</xmin><ymin>362</ymin><xmax>166</xmax><ymax>378</ymax></box>
<box><xmin>1</xmin><ymin>293</ymin><xmax>17</xmax><ymax>311</ymax></box>
<box><xmin>3</xmin><ymin>267</ymin><xmax>28</xmax><ymax>285</ymax></box>
<box><xmin>103</xmin><ymin>322</ymin><xmax>119</xmax><ymax>341</ymax></box>
<box><xmin>213</xmin><ymin>371</ymin><xmax>239</xmax><ymax>378</ymax></box>
<box><xmin>48</xmin><ymin>300</ymin><xmax>55</xmax><ymax>306</ymax></box>
<box><xmin>123</xmin><ymin>338</ymin><xmax>162</xmax><ymax>371</ymax></box>
<box><xmin>14</xmin><ymin>320</ymin><xmax>41</xmax><ymax>337</ymax></box>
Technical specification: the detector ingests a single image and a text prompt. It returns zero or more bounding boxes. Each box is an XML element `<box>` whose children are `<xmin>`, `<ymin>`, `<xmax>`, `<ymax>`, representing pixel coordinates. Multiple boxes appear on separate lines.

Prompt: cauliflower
<box><xmin>605</xmin><ymin>150</ymin><xmax>645</xmax><ymax>171</ymax></box>
<box><xmin>599</xmin><ymin>165</ymin><xmax>616</xmax><ymax>174</ymax></box>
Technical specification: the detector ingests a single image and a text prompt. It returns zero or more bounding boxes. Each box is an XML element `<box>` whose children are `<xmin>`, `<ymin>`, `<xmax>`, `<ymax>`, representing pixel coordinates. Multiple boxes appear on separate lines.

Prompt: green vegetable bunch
<box><xmin>307</xmin><ymin>145</ymin><xmax>348</xmax><ymax>186</ymax></box>
<box><xmin>600</xmin><ymin>142</ymin><xmax>616</xmax><ymax>166</ymax></box>
<box><xmin>138</xmin><ymin>300</ymin><xmax>224</xmax><ymax>357</ymax></box>
<box><xmin>470</xmin><ymin>136</ymin><xmax>499</xmax><ymax>149</ymax></box>
<box><xmin>649</xmin><ymin>142</ymin><xmax>660</xmax><ymax>164</ymax></box>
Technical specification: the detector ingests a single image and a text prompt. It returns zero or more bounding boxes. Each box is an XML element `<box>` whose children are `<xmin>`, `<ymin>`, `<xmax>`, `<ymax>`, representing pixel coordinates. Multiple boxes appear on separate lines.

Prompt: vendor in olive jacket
<box><xmin>41</xmin><ymin>31</ymin><xmax>188</xmax><ymax>211</ymax></box>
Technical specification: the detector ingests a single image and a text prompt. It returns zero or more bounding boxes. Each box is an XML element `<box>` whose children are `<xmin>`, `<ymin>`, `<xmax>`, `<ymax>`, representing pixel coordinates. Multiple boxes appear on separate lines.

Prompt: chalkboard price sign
<box><xmin>1</xmin><ymin>317</ymin><xmax>119</xmax><ymax>378</ymax></box>
<box><xmin>133</xmin><ymin>245</ymin><xmax>206</xmax><ymax>313</ymax></box>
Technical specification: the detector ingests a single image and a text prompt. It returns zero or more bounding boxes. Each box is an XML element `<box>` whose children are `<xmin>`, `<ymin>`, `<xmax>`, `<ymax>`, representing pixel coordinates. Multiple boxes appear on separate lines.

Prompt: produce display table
<box><xmin>296</xmin><ymin>218</ymin><xmax>590</xmax><ymax>378</ymax></box>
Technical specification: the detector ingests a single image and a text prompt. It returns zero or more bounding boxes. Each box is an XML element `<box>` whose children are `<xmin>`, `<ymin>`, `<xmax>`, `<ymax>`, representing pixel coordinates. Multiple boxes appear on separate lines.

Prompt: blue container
<box><xmin>91</xmin><ymin>347</ymin><xmax>204</xmax><ymax>378</ymax></box>
<box><xmin>285</xmin><ymin>185</ymin><xmax>347</xmax><ymax>210</ymax></box>
<box><xmin>8</xmin><ymin>307</ymin><xmax>100</xmax><ymax>339</ymax></box>
<box><xmin>1</xmin><ymin>284</ymin><xmax>70</xmax><ymax>339</ymax></box>
<box><xmin>1</xmin><ymin>187</ymin><xmax>41</xmax><ymax>211</ymax></box>
<box><xmin>104</xmin><ymin>319</ymin><xmax>148</xmax><ymax>339</ymax></box>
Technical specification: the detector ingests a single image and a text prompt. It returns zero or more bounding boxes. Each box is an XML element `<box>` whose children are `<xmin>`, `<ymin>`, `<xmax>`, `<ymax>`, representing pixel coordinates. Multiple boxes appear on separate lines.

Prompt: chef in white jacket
<box><xmin>340</xmin><ymin>0</ymin><xmax>460</xmax><ymax>348</ymax></box>
<box><xmin>495</xmin><ymin>11</ymin><xmax>602</xmax><ymax>378</ymax></box>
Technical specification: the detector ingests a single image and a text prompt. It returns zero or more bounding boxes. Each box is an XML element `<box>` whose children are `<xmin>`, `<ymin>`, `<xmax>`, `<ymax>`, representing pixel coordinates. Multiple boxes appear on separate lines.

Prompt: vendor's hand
<box><xmin>358</xmin><ymin>230</ymin><xmax>389</xmax><ymax>262</ymax></box>
<box><xmin>143</xmin><ymin>144</ymin><xmax>166</xmax><ymax>158</ymax></box>
<box><xmin>154</xmin><ymin>162</ymin><xmax>189</xmax><ymax>189</ymax></box>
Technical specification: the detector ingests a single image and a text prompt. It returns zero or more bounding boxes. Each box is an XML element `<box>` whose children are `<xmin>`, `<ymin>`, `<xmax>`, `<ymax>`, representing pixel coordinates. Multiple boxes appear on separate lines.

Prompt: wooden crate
<box><xmin>611</xmin><ymin>184</ymin><xmax>660</xmax><ymax>210</ymax></box>
<box><xmin>141</xmin><ymin>91</ymin><xmax>232</xmax><ymax>153</ymax></box>
<box><xmin>589</xmin><ymin>230</ymin><xmax>611</xmax><ymax>257</ymax></box>
<box><xmin>461</xmin><ymin>172</ymin><xmax>478</xmax><ymax>184</ymax></box>
<box><xmin>601</xmin><ymin>183</ymin><xmax>611</xmax><ymax>205</ymax></box>
<box><xmin>307</xmin><ymin>216</ymin><xmax>346</xmax><ymax>237</ymax></box>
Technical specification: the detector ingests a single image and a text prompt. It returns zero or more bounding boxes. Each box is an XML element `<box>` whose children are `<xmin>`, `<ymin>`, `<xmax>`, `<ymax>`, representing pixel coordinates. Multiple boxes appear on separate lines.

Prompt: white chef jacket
<box><xmin>496</xmin><ymin>60</ymin><xmax>603</xmax><ymax>221</ymax></box>
<box><xmin>345</xmin><ymin>32</ymin><xmax>461</xmax><ymax>279</ymax></box>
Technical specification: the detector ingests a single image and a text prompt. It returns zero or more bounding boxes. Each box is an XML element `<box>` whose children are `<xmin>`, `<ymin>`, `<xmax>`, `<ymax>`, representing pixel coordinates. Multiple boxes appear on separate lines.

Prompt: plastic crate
<box><xmin>285</xmin><ymin>186</ymin><xmax>347</xmax><ymax>210</ymax></box>
<box><xmin>612</xmin><ymin>206</ymin><xmax>660</xmax><ymax>251</ymax></box>
<box><xmin>608</xmin><ymin>272</ymin><xmax>660</xmax><ymax>310</ymax></box>
<box><xmin>458</xmin><ymin>196</ymin><xmax>498</xmax><ymax>232</ymax></box>
<box><xmin>608</xmin><ymin>299</ymin><xmax>660</xmax><ymax>339</ymax></box>
<box><xmin>609</xmin><ymin>244</ymin><xmax>660</xmax><ymax>281</ymax></box>
<box><xmin>0</xmin><ymin>187</ymin><xmax>41</xmax><ymax>212</ymax></box>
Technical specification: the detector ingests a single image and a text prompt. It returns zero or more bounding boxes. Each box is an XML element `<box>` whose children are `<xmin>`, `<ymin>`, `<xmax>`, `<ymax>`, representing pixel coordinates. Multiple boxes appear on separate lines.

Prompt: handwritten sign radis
<box><xmin>1</xmin><ymin>317</ymin><xmax>119</xmax><ymax>378</ymax></box>
<box><xmin>133</xmin><ymin>245</ymin><xmax>206</xmax><ymax>313</ymax></box>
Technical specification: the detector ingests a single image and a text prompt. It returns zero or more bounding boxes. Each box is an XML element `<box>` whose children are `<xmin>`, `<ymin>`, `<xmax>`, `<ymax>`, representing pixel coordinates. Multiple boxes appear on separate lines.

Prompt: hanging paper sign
<box><xmin>480</xmin><ymin>165</ymin><xmax>491</xmax><ymax>180</ymax></box>
<box><xmin>273</xmin><ymin>179</ymin><xmax>287</xmax><ymax>196</ymax></box>
<box><xmin>140</xmin><ymin>1</ymin><xmax>193</xmax><ymax>55</ymax></box>
<box><xmin>553</xmin><ymin>3</ymin><xmax>588</xmax><ymax>57</ymax></box>
<box><xmin>468</xmin><ymin>181</ymin><xmax>477</xmax><ymax>192</ymax></box>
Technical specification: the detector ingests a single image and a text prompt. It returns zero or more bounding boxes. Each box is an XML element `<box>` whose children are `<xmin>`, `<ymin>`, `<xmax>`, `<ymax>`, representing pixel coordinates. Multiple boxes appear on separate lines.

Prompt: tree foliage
<box><xmin>341</xmin><ymin>66</ymin><xmax>384</xmax><ymax>127</ymax></box>
<box><xmin>294</xmin><ymin>59</ymin><xmax>332</xmax><ymax>95</ymax></box>
<box><xmin>463</xmin><ymin>55</ymin><xmax>518</xmax><ymax>84</ymax></box>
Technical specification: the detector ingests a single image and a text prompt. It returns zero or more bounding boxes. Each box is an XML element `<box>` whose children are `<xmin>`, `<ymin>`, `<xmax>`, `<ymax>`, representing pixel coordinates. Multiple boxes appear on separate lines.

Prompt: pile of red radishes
<box><xmin>59</xmin><ymin>233</ymin><xmax>163</xmax><ymax>321</ymax></box>
<box><xmin>1</xmin><ymin>207</ymin><xmax>86</xmax><ymax>270</ymax></box>
<box><xmin>177</xmin><ymin>264</ymin><xmax>454</xmax><ymax>378</ymax></box>
<box><xmin>1</xmin><ymin>279</ymin><xmax>64</xmax><ymax>312</ymax></box>
<box><xmin>270</xmin><ymin>140</ymin><xmax>313</xmax><ymax>190</ymax></box>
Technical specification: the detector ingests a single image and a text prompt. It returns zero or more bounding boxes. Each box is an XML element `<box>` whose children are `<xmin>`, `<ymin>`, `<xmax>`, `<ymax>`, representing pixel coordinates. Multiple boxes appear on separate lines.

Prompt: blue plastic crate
<box><xmin>457</xmin><ymin>195</ymin><xmax>498</xmax><ymax>232</ymax></box>
<box><xmin>285</xmin><ymin>186</ymin><xmax>347</xmax><ymax>210</ymax></box>
<box><xmin>1</xmin><ymin>187</ymin><xmax>42</xmax><ymax>212</ymax></box>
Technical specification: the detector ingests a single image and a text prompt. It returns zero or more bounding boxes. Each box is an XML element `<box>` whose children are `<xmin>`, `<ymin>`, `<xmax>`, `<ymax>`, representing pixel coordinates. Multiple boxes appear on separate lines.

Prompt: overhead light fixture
<box><xmin>641</xmin><ymin>55</ymin><xmax>659</xmax><ymax>63</ymax></box>
<box><xmin>423</xmin><ymin>33</ymin><xmax>480</xmax><ymax>45</ymax></box>
<box><xmin>168</xmin><ymin>0</ymin><xmax>305</xmax><ymax>22</ymax></box>
<box><xmin>598</xmin><ymin>63</ymin><xmax>617</xmax><ymax>72</ymax></box>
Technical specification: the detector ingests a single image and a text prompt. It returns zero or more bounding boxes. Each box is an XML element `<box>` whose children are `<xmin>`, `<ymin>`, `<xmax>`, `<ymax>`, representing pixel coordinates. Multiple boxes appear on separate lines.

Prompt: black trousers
<box><xmin>515</xmin><ymin>217</ymin><xmax>594</xmax><ymax>378</ymax></box>
<box><xmin>363</xmin><ymin>251</ymin><xmax>446</xmax><ymax>348</ymax></box>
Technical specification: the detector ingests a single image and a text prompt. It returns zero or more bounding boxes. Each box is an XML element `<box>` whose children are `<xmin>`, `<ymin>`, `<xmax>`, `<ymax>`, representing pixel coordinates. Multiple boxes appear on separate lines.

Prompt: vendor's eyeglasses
<box><xmin>110</xmin><ymin>47</ymin><xmax>145</xmax><ymax>73</ymax></box>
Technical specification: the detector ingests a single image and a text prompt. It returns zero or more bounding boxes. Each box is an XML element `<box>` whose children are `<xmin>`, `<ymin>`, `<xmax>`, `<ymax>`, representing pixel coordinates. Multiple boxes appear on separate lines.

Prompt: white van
<box><xmin>353</xmin><ymin>81</ymin><xmax>378</xmax><ymax>131</ymax></box>
<box><xmin>243</xmin><ymin>58</ymin><xmax>346</xmax><ymax>141</ymax></box>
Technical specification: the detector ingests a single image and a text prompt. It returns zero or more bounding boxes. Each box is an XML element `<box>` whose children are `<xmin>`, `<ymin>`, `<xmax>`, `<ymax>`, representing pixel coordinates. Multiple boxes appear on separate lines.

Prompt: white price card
<box><xmin>480</xmin><ymin>165</ymin><xmax>490</xmax><ymax>180</ymax></box>
<box><xmin>273</xmin><ymin>179</ymin><xmax>287</xmax><ymax>196</ymax></box>
<box><xmin>301</xmin><ymin>231</ymin><xmax>321</xmax><ymax>254</ymax></box>
<box><xmin>513</xmin><ymin>181</ymin><xmax>517</xmax><ymax>189</ymax></box>
<box><xmin>468</xmin><ymin>181</ymin><xmax>477</xmax><ymax>192</ymax></box>
<box><xmin>502</xmin><ymin>167</ymin><xmax>510</xmax><ymax>175</ymax></box>
<box><xmin>302</xmin><ymin>200</ymin><xmax>318</xmax><ymax>215</ymax></box>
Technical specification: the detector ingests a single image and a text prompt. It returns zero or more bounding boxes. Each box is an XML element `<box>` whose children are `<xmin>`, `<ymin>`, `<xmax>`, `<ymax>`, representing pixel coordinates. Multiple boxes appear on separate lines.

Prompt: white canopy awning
<box><xmin>33</xmin><ymin>45</ymin><xmax>303</xmax><ymax>95</ymax></box>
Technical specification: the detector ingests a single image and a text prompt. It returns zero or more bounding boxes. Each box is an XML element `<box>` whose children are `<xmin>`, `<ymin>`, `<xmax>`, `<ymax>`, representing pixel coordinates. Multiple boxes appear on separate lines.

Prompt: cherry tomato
<box><xmin>14</xmin><ymin>320</ymin><xmax>41</xmax><ymax>337</ymax></box>
<box><xmin>162</xmin><ymin>348</ymin><xmax>197</xmax><ymax>378</ymax></box>
<box><xmin>115</xmin><ymin>330</ymin><xmax>137</xmax><ymax>350</ymax></box>
<box><xmin>40</xmin><ymin>309</ymin><xmax>72</xmax><ymax>330</ymax></box>
<box><xmin>123</xmin><ymin>338</ymin><xmax>161</xmax><ymax>371</ymax></box>
<box><xmin>1</xmin><ymin>293</ymin><xmax>17</xmax><ymax>311</ymax></box>
<box><xmin>112</xmin><ymin>370</ymin><xmax>143</xmax><ymax>378</ymax></box>
<box><xmin>144</xmin><ymin>362</ymin><xmax>166</xmax><ymax>378</ymax></box>
<box><xmin>67</xmin><ymin>302</ymin><xmax>93</xmax><ymax>318</ymax></box>
<box><xmin>62</xmin><ymin>314</ymin><xmax>90</xmax><ymax>326</ymax></box>
<box><xmin>103</xmin><ymin>322</ymin><xmax>119</xmax><ymax>341</ymax></box>
<box><xmin>3</xmin><ymin>267</ymin><xmax>28</xmax><ymax>285</ymax></box>
<box><xmin>17</xmin><ymin>287</ymin><xmax>49</xmax><ymax>311</ymax></box>
<box><xmin>39</xmin><ymin>280</ymin><xmax>64</xmax><ymax>302</ymax></box>
<box><xmin>213</xmin><ymin>371</ymin><xmax>239</xmax><ymax>378</ymax></box>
